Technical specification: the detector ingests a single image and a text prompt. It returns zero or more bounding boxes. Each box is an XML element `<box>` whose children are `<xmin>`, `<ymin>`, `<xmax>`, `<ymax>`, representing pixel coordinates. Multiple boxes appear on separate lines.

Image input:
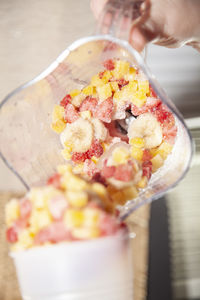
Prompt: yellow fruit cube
<box><xmin>112</xmin><ymin>60</ymin><xmax>130</xmax><ymax>79</ymax></box>
<box><xmin>112</xmin><ymin>147</ymin><xmax>130</xmax><ymax>165</ymax></box>
<box><xmin>151</xmin><ymin>154</ymin><xmax>164</xmax><ymax>172</ymax></box>
<box><xmin>57</xmin><ymin>164</ymin><xmax>73</xmax><ymax>175</ymax></box>
<box><xmin>80</xmin><ymin>110</ymin><xmax>92</xmax><ymax>120</ymax></box>
<box><xmin>102</xmin><ymin>142</ymin><xmax>110</xmax><ymax>152</ymax></box>
<box><xmin>29</xmin><ymin>209</ymin><xmax>52</xmax><ymax>234</ymax></box>
<box><xmin>102</xmin><ymin>70</ymin><xmax>112</xmax><ymax>82</ymax></box>
<box><xmin>157</xmin><ymin>142</ymin><xmax>173</xmax><ymax>159</ymax></box>
<box><xmin>71</xmin><ymin>93</ymin><xmax>85</xmax><ymax>107</ymax></box>
<box><xmin>138</xmin><ymin>80</ymin><xmax>149</xmax><ymax>94</ymax></box>
<box><xmin>92</xmin><ymin>182</ymin><xmax>107</xmax><ymax>198</ymax></box>
<box><xmin>122</xmin><ymin>186</ymin><xmax>138</xmax><ymax>201</ymax></box>
<box><xmin>64</xmin><ymin>141</ymin><xmax>73</xmax><ymax>152</ymax></box>
<box><xmin>131</xmin><ymin>91</ymin><xmax>147</xmax><ymax>107</ymax></box>
<box><xmin>66</xmin><ymin>191</ymin><xmax>88</xmax><ymax>208</ymax></box>
<box><xmin>73</xmin><ymin>163</ymin><xmax>84</xmax><ymax>175</ymax></box>
<box><xmin>64</xmin><ymin>209</ymin><xmax>85</xmax><ymax>228</ymax></box>
<box><xmin>124</xmin><ymin>67</ymin><xmax>136</xmax><ymax>81</ymax></box>
<box><xmin>72</xmin><ymin>227</ymin><xmax>100</xmax><ymax>239</ymax></box>
<box><xmin>129</xmin><ymin>137</ymin><xmax>145</xmax><ymax>148</ymax></box>
<box><xmin>97</xmin><ymin>83</ymin><xmax>112</xmax><ymax>100</ymax></box>
<box><xmin>131</xmin><ymin>146</ymin><xmax>143</xmax><ymax>161</ymax></box>
<box><xmin>61</xmin><ymin>148</ymin><xmax>72</xmax><ymax>161</ymax></box>
<box><xmin>82</xmin><ymin>85</ymin><xmax>96</xmax><ymax>96</ymax></box>
<box><xmin>113</xmin><ymin>90</ymin><xmax>124</xmax><ymax>102</ymax></box>
<box><xmin>5</xmin><ymin>199</ymin><xmax>20</xmax><ymax>226</ymax></box>
<box><xmin>91</xmin><ymin>156</ymin><xmax>99</xmax><ymax>164</ymax></box>
<box><xmin>70</xmin><ymin>89</ymin><xmax>81</xmax><ymax>98</ymax></box>
<box><xmin>51</xmin><ymin>120</ymin><xmax>66</xmax><ymax>133</ymax></box>
<box><xmin>84</xmin><ymin>208</ymin><xmax>100</xmax><ymax>227</ymax></box>
<box><xmin>137</xmin><ymin>176</ymin><xmax>148</xmax><ymax>188</ymax></box>
<box><xmin>110</xmin><ymin>81</ymin><xmax>119</xmax><ymax>92</ymax></box>
<box><xmin>61</xmin><ymin>174</ymin><xmax>88</xmax><ymax>191</ymax></box>
<box><xmin>91</xmin><ymin>74</ymin><xmax>105</xmax><ymax>87</ymax></box>
<box><xmin>125</xmin><ymin>80</ymin><xmax>138</xmax><ymax>94</ymax></box>
<box><xmin>52</xmin><ymin>105</ymin><xmax>65</xmax><ymax>123</ymax></box>
<box><xmin>17</xmin><ymin>229</ymin><xmax>34</xmax><ymax>249</ymax></box>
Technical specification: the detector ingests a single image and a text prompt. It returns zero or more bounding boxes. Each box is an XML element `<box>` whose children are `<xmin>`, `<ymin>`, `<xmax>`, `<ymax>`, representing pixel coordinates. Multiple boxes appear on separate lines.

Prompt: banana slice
<box><xmin>90</xmin><ymin>118</ymin><xmax>108</xmax><ymax>141</ymax></box>
<box><xmin>128</xmin><ymin>113</ymin><xmax>162</xmax><ymax>149</ymax></box>
<box><xmin>60</xmin><ymin>118</ymin><xmax>93</xmax><ymax>153</ymax></box>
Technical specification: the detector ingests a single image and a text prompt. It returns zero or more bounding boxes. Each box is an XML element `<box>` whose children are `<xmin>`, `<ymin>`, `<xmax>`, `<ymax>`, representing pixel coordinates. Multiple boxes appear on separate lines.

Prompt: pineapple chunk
<box><xmin>102</xmin><ymin>70</ymin><xmax>112</xmax><ymax>82</ymax></box>
<box><xmin>92</xmin><ymin>183</ymin><xmax>107</xmax><ymax>198</ymax></box>
<box><xmin>122</xmin><ymin>186</ymin><xmax>138</xmax><ymax>201</ymax></box>
<box><xmin>137</xmin><ymin>176</ymin><xmax>148</xmax><ymax>188</ymax></box>
<box><xmin>129</xmin><ymin>137</ymin><xmax>145</xmax><ymax>148</ymax></box>
<box><xmin>157</xmin><ymin>142</ymin><xmax>173</xmax><ymax>159</ymax></box>
<box><xmin>91</xmin><ymin>74</ymin><xmax>105</xmax><ymax>87</ymax></box>
<box><xmin>112</xmin><ymin>147</ymin><xmax>130</xmax><ymax>165</ymax></box>
<box><xmin>138</xmin><ymin>80</ymin><xmax>149</xmax><ymax>94</ymax></box>
<box><xmin>131</xmin><ymin>146</ymin><xmax>143</xmax><ymax>161</ymax></box>
<box><xmin>66</xmin><ymin>191</ymin><xmax>88</xmax><ymax>208</ymax></box>
<box><xmin>64</xmin><ymin>209</ymin><xmax>85</xmax><ymax>228</ymax></box>
<box><xmin>80</xmin><ymin>110</ymin><xmax>92</xmax><ymax>120</ymax></box>
<box><xmin>112</xmin><ymin>60</ymin><xmax>130</xmax><ymax>79</ymax></box>
<box><xmin>84</xmin><ymin>208</ymin><xmax>100</xmax><ymax>227</ymax></box>
<box><xmin>73</xmin><ymin>163</ymin><xmax>84</xmax><ymax>174</ymax></box>
<box><xmin>110</xmin><ymin>81</ymin><xmax>119</xmax><ymax>92</ymax></box>
<box><xmin>151</xmin><ymin>154</ymin><xmax>164</xmax><ymax>172</ymax></box>
<box><xmin>29</xmin><ymin>210</ymin><xmax>52</xmax><ymax>234</ymax></box>
<box><xmin>5</xmin><ymin>199</ymin><xmax>20</xmax><ymax>226</ymax></box>
<box><xmin>61</xmin><ymin>148</ymin><xmax>72</xmax><ymax>161</ymax></box>
<box><xmin>52</xmin><ymin>105</ymin><xmax>64</xmax><ymax>123</ymax></box>
<box><xmin>124</xmin><ymin>67</ymin><xmax>137</xmax><ymax>81</ymax></box>
<box><xmin>97</xmin><ymin>83</ymin><xmax>112</xmax><ymax>101</ymax></box>
<box><xmin>70</xmin><ymin>89</ymin><xmax>81</xmax><ymax>98</ymax></box>
<box><xmin>71</xmin><ymin>93</ymin><xmax>85</xmax><ymax>107</ymax></box>
<box><xmin>51</xmin><ymin>120</ymin><xmax>66</xmax><ymax>133</ymax></box>
<box><xmin>131</xmin><ymin>91</ymin><xmax>147</xmax><ymax>107</ymax></box>
<box><xmin>82</xmin><ymin>85</ymin><xmax>96</xmax><ymax>96</ymax></box>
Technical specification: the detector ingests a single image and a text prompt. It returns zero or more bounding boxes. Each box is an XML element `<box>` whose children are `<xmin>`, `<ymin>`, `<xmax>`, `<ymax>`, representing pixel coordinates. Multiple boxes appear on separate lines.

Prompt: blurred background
<box><xmin>0</xmin><ymin>0</ymin><xmax>200</xmax><ymax>299</ymax></box>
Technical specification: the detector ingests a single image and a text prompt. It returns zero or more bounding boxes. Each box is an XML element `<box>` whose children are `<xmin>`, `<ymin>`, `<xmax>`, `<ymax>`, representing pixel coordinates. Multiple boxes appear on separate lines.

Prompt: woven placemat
<box><xmin>0</xmin><ymin>192</ymin><xmax>150</xmax><ymax>300</ymax></box>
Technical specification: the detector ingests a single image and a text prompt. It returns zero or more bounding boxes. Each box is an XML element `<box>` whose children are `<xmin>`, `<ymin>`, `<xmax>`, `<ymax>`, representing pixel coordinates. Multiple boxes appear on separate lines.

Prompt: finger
<box><xmin>90</xmin><ymin>0</ymin><xmax>108</xmax><ymax>19</ymax></box>
<box><xmin>130</xmin><ymin>26</ymin><xmax>150</xmax><ymax>53</ymax></box>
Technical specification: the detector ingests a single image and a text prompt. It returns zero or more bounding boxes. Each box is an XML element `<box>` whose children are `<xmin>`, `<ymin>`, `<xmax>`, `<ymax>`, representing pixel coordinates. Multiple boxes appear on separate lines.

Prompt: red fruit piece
<box><xmin>83</xmin><ymin>159</ymin><xmax>99</xmax><ymax>178</ymax></box>
<box><xmin>87</xmin><ymin>139</ymin><xmax>104</xmax><ymax>158</ymax></box>
<box><xmin>60</xmin><ymin>94</ymin><xmax>71</xmax><ymax>107</ymax></box>
<box><xmin>6</xmin><ymin>227</ymin><xmax>18</xmax><ymax>243</ymax></box>
<box><xmin>117</xmin><ymin>78</ymin><xmax>129</xmax><ymax>89</ymax></box>
<box><xmin>49</xmin><ymin>195</ymin><xmax>68</xmax><ymax>220</ymax></box>
<box><xmin>142</xmin><ymin>161</ymin><xmax>152</xmax><ymax>180</ymax></box>
<box><xmin>131</xmin><ymin>98</ymin><xmax>161</xmax><ymax>116</ymax></box>
<box><xmin>163</xmin><ymin>125</ymin><xmax>177</xmax><ymax>145</ymax></box>
<box><xmin>103</xmin><ymin>59</ymin><xmax>115</xmax><ymax>70</ymax></box>
<box><xmin>19</xmin><ymin>198</ymin><xmax>32</xmax><ymax>219</ymax></box>
<box><xmin>94</xmin><ymin>97</ymin><xmax>114</xmax><ymax>123</ymax></box>
<box><xmin>79</xmin><ymin>96</ymin><xmax>98</xmax><ymax>114</ymax></box>
<box><xmin>149</xmin><ymin>85</ymin><xmax>157</xmax><ymax>98</ymax></box>
<box><xmin>35</xmin><ymin>222</ymin><xmax>71</xmax><ymax>245</ymax></box>
<box><xmin>101</xmin><ymin>160</ymin><xmax>116</xmax><ymax>178</ymax></box>
<box><xmin>64</xmin><ymin>103</ymin><xmax>79</xmax><ymax>123</ymax></box>
<box><xmin>99</xmin><ymin>71</ymin><xmax>105</xmax><ymax>79</ymax></box>
<box><xmin>47</xmin><ymin>173</ymin><xmax>61</xmax><ymax>189</ymax></box>
<box><xmin>142</xmin><ymin>149</ymin><xmax>152</xmax><ymax>162</ymax></box>
<box><xmin>71</xmin><ymin>152</ymin><xmax>88</xmax><ymax>163</ymax></box>
<box><xmin>92</xmin><ymin>172</ymin><xmax>107</xmax><ymax>186</ymax></box>
<box><xmin>99</xmin><ymin>214</ymin><xmax>118</xmax><ymax>236</ymax></box>
<box><xmin>114</xmin><ymin>163</ymin><xmax>133</xmax><ymax>182</ymax></box>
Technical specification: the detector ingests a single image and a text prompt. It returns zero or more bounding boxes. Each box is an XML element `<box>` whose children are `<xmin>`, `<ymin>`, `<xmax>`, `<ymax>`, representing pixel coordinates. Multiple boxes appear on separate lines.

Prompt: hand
<box><xmin>91</xmin><ymin>0</ymin><xmax>200</xmax><ymax>52</ymax></box>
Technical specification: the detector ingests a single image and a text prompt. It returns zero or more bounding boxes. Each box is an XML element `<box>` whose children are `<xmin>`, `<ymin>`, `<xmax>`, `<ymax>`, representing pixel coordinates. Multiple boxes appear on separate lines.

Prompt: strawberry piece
<box><xmin>101</xmin><ymin>160</ymin><xmax>116</xmax><ymax>178</ymax></box>
<box><xmin>114</xmin><ymin>163</ymin><xmax>133</xmax><ymax>182</ymax></box>
<box><xmin>60</xmin><ymin>94</ymin><xmax>71</xmax><ymax>107</ymax></box>
<box><xmin>71</xmin><ymin>152</ymin><xmax>88</xmax><ymax>163</ymax></box>
<box><xmin>142</xmin><ymin>149</ymin><xmax>152</xmax><ymax>162</ymax></box>
<box><xmin>49</xmin><ymin>195</ymin><xmax>68</xmax><ymax>220</ymax></box>
<box><xmin>117</xmin><ymin>78</ymin><xmax>129</xmax><ymax>89</ymax></box>
<box><xmin>6</xmin><ymin>227</ymin><xmax>18</xmax><ymax>243</ymax></box>
<box><xmin>99</xmin><ymin>214</ymin><xmax>118</xmax><ymax>236</ymax></box>
<box><xmin>142</xmin><ymin>161</ymin><xmax>152</xmax><ymax>180</ymax></box>
<box><xmin>99</xmin><ymin>71</ymin><xmax>105</xmax><ymax>79</ymax></box>
<box><xmin>87</xmin><ymin>139</ymin><xmax>104</xmax><ymax>158</ymax></box>
<box><xmin>64</xmin><ymin>103</ymin><xmax>79</xmax><ymax>123</ymax></box>
<box><xmin>83</xmin><ymin>159</ymin><xmax>99</xmax><ymax>178</ymax></box>
<box><xmin>94</xmin><ymin>97</ymin><xmax>114</xmax><ymax>123</ymax></box>
<box><xmin>35</xmin><ymin>222</ymin><xmax>71</xmax><ymax>245</ymax></box>
<box><xmin>103</xmin><ymin>59</ymin><xmax>115</xmax><ymax>70</ymax></box>
<box><xmin>92</xmin><ymin>172</ymin><xmax>107</xmax><ymax>186</ymax></box>
<box><xmin>47</xmin><ymin>173</ymin><xmax>61</xmax><ymax>189</ymax></box>
<box><xmin>79</xmin><ymin>96</ymin><xmax>98</xmax><ymax>114</ymax></box>
<box><xmin>105</xmin><ymin>122</ymin><xmax>128</xmax><ymax>142</ymax></box>
<box><xmin>163</xmin><ymin>125</ymin><xmax>177</xmax><ymax>145</ymax></box>
<box><xmin>149</xmin><ymin>85</ymin><xmax>157</xmax><ymax>98</ymax></box>
<box><xmin>131</xmin><ymin>98</ymin><xmax>161</xmax><ymax>116</ymax></box>
<box><xmin>19</xmin><ymin>198</ymin><xmax>32</xmax><ymax>219</ymax></box>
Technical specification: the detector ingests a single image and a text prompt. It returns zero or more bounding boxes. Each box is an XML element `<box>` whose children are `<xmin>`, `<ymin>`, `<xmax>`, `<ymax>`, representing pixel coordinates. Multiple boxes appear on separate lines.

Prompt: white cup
<box><xmin>11</xmin><ymin>229</ymin><xmax>134</xmax><ymax>300</ymax></box>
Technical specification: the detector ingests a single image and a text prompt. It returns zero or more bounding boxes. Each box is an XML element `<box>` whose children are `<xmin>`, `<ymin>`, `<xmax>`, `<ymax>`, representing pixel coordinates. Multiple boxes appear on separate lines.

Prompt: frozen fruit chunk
<box><xmin>87</xmin><ymin>139</ymin><xmax>104</xmax><ymax>158</ymax></box>
<box><xmin>64</xmin><ymin>104</ymin><xmax>79</xmax><ymax>123</ymax></box>
<box><xmin>131</xmin><ymin>98</ymin><xmax>161</xmax><ymax>116</ymax></box>
<box><xmin>83</xmin><ymin>159</ymin><xmax>99</xmax><ymax>178</ymax></box>
<box><xmin>114</xmin><ymin>163</ymin><xmax>133</xmax><ymax>182</ymax></box>
<box><xmin>103</xmin><ymin>59</ymin><xmax>115</xmax><ymax>70</ymax></box>
<box><xmin>142</xmin><ymin>161</ymin><xmax>152</xmax><ymax>180</ymax></box>
<box><xmin>101</xmin><ymin>161</ymin><xmax>116</xmax><ymax>178</ymax></box>
<box><xmin>94</xmin><ymin>97</ymin><xmax>113</xmax><ymax>123</ymax></box>
<box><xmin>71</xmin><ymin>152</ymin><xmax>88</xmax><ymax>163</ymax></box>
<box><xmin>99</xmin><ymin>214</ymin><xmax>118</xmax><ymax>236</ymax></box>
<box><xmin>79</xmin><ymin>96</ymin><xmax>98</xmax><ymax>114</ymax></box>
<box><xmin>35</xmin><ymin>222</ymin><xmax>71</xmax><ymax>245</ymax></box>
<box><xmin>47</xmin><ymin>173</ymin><xmax>61</xmax><ymax>189</ymax></box>
<box><xmin>6</xmin><ymin>226</ymin><xmax>18</xmax><ymax>243</ymax></box>
<box><xmin>60</xmin><ymin>94</ymin><xmax>71</xmax><ymax>107</ymax></box>
<box><xmin>19</xmin><ymin>198</ymin><xmax>32</xmax><ymax>219</ymax></box>
<box><xmin>142</xmin><ymin>149</ymin><xmax>152</xmax><ymax>162</ymax></box>
<box><xmin>49</xmin><ymin>195</ymin><xmax>68</xmax><ymax>220</ymax></box>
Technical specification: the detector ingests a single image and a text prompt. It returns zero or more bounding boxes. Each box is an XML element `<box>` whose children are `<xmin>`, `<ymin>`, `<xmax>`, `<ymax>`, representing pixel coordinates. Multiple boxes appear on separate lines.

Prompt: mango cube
<box><xmin>5</xmin><ymin>199</ymin><xmax>20</xmax><ymax>226</ymax></box>
<box><xmin>112</xmin><ymin>60</ymin><xmax>130</xmax><ymax>78</ymax></box>
<box><xmin>64</xmin><ymin>209</ymin><xmax>84</xmax><ymax>228</ymax></box>
<box><xmin>66</xmin><ymin>191</ymin><xmax>88</xmax><ymax>208</ymax></box>
<box><xmin>70</xmin><ymin>89</ymin><xmax>81</xmax><ymax>98</ymax></box>
<box><xmin>151</xmin><ymin>154</ymin><xmax>164</xmax><ymax>172</ymax></box>
<box><xmin>138</xmin><ymin>80</ymin><xmax>149</xmax><ymax>94</ymax></box>
<box><xmin>61</xmin><ymin>148</ymin><xmax>72</xmax><ymax>161</ymax></box>
<box><xmin>110</xmin><ymin>81</ymin><xmax>119</xmax><ymax>92</ymax></box>
<box><xmin>137</xmin><ymin>176</ymin><xmax>148</xmax><ymax>189</ymax></box>
<box><xmin>129</xmin><ymin>137</ymin><xmax>145</xmax><ymax>148</ymax></box>
<box><xmin>51</xmin><ymin>120</ymin><xmax>66</xmax><ymax>133</ymax></box>
<box><xmin>82</xmin><ymin>85</ymin><xmax>96</xmax><ymax>96</ymax></box>
<box><xmin>131</xmin><ymin>146</ymin><xmax>144</xmax><ymax>161</ymax></box>
<box><xmin>91</xmin><ymin>74</ymin><xmax>105</xmax><ymax>87</ymax></box>
<box><xmin>112</xmin><ymin>147</ymin><xmax>130</xmax><ymax>165</ymax></box>
<box><xmin>124</xmin><ymin>67</ymin><xmax>136</xmax><ymax>81</ymax></box>
<box><xmin>131</xmin><ymin>91</ymin><xmax>147</xmax><ymax>107</ymax></box>
<box><xmin>52</xmin><ymin>105</ymin><xmax>65</xmax><ymax>122</ymax></box>
<box><xmin>97</xmin><ymin>83</ymin><xmax>112</xmax><ymax>100</ymax></box>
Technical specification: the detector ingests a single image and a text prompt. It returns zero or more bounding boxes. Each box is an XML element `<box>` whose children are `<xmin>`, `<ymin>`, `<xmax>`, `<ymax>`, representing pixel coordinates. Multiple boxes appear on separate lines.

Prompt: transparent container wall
<box><xmin>0</xmin><ymin>35</ymin><xmax>193</xmax><ymax>218</ymax></box>
<box><xmin>11</xmin><ymin>231</ymin><xmax>133</xmax><ymax>300</ymax></box>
